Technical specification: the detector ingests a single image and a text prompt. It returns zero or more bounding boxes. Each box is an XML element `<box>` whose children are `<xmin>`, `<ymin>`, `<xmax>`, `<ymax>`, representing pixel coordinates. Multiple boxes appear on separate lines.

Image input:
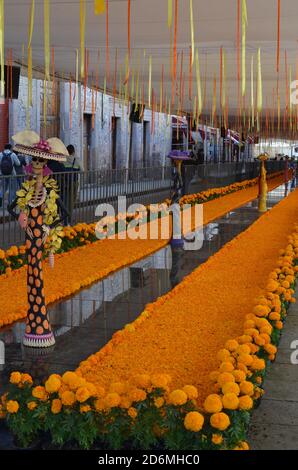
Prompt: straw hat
<box><xmin>12</xmin><ymin>130</ymin><xmax>68</xmax><ymax>162</ymax></box>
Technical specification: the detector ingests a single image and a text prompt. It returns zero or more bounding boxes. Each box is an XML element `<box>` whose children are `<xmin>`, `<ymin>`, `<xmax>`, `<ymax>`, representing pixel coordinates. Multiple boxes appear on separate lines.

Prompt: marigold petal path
<box><xmin>0</xmin><ymin>174</ymin><xmax>284</xmax><ymax>328</ymax></box>
<box><xmin>78</xmin><ymin>188</ymin><xmax>298</xmax><ymax>407</ymax></box>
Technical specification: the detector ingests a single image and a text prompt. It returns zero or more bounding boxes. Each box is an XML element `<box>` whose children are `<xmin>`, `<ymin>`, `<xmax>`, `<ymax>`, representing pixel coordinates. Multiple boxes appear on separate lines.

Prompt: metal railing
<box><xmin>0</xmin><ymin>161</ymin><xmax>286</xmax><ymax>249</ymax></box>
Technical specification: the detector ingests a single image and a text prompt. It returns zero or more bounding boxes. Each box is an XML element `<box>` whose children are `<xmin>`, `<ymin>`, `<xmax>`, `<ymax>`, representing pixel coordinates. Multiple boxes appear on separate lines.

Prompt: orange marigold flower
<box><xmin>182</xmin><ymin>385</ymin><xmax>198</xmax><ymax>400</ymax></box>
<box><xmin>45</xmin><ymin>375</ymin><xmax>62</xmax><ymax>394</ymax></box>
<box><xmin>76</xmin><ymin>387</ymin><xmax>90</xmax><ymax>403</ymax></box>
<box><xmin>238</xmin><ymin>395</ymin><xmax>254</xmax><ymax>410</ymax></box>
<box><xmin>61</xmin><ymin>390</ymin><xmax>76</xmax><ymax>406</ymax></box>
<box><xmin>80</xmin><ymin>404</ymin><xmax>91</xmax><ymax>414</ymax></box>
<box><xmin>168</xmin><ymin>390</ymin><xmax>188</xmax><ymax>406</ymax></box>
<box><xmin>222</xmin><ymin>393</ymin><xmax>239</xmax><ymax>410</ymax></box>
<box><xmin>210</xmin><ymin>412</ymin><xmax>231</xmax><ymax>431</ymax></box>
<box><xmin>212</xmin><ymin>434</ymin><xmax>223</xmax><ymax>445</ymax></box>
<box><xmin>217</xmin><ymin>372</ymin><xmax>235</xmax><ymax>387</ymax></box>
<box><xmin>184</xmin><ymin>411</ymin><xmax>204</xmax><ymax>432</ymax></box>
<box><xmin>204</xmin><ymin>394</ymin><xmax>223</xmax><ymax>414</ymax></box>
<box><xmin>32</xmin><ymin>386</ymin><xmax>48</xmax><ymax>401</ymax></box>
<box><xmin>10</xmin><ymin>372</ymin><xmax>22</xmax><ymax>385</ymax></box>
<box><xmin>239</xmin><ymin>381</ymin><xmax>254</xmax><ymax>396</ymax></box>
<box><xmin>27</xmin><ymin>401</ymin><xmax>37</xmax><ymax>411</ymax></box>
<box><xmin>6</xmin><ymin>400</ymin><xmax>19</xmax><ymax>414</ymax></box>
<box><xmin>104</xmin><ymin>392</ymin><xmax>121</xmax><ymax>408</ymax></box>
<box><xmin>51</xmin><ymin>399</ymin><xmax>62</xmax><ymax>414</ymax></box>
<box><xmin>128</xmin><ymin>407</ymin><xmax>138</xmax><ymax>419</ymax></box>
<box><xmin>222</xmin><ymin>382</ymin><xmax>240</xmax><ymax>396</ymax></box>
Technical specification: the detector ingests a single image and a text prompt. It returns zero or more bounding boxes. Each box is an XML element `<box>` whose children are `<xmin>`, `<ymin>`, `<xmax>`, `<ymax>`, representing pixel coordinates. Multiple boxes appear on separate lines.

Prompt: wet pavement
<box><xmin>0</xmin><ymin>184</ymin><xmax>290</xmax><ymax>395</ymax></box>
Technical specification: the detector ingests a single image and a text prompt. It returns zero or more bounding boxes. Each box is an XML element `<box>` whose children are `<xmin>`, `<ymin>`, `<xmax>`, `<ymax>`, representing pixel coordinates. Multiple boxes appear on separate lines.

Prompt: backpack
<box><xmin>0</xmin><ymin>152</ymin><xmax>14</xmax><ymax>175</ymax></box>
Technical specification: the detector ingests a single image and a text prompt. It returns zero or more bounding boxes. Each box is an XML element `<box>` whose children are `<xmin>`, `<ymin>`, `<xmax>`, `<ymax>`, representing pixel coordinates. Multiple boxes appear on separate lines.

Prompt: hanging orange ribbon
<box><xmin>105</xmin><ymin>0</ymin><xmax>110</xmax><ymax>82</ymax></box>
<box><xmin>173</xmin><ymin>0</ymin><xmax>178</xmax><ymax>81</ymax></box>
<box><xmin>168</xmin><ymin>0</ymin><xmax>173</xmax><ymax>29</ymax></box>
<box><xmin>128</xmin><ymin>0</ymin><xmax>131</xmax><ymax>59</ymax></box>
<box><xmin>277</xmin><ymin>0</ymin><xmax>281</xmax><ymax>73</ymax></box>
<box><xmin>94</xmin><ymin>0</ymin><xmax>105</xmax><ymax>15</ymax></box>
<box><xmin>241</xmin><ymin>0</ymin><xmax>247</xmax><ymax>97</ymax></box>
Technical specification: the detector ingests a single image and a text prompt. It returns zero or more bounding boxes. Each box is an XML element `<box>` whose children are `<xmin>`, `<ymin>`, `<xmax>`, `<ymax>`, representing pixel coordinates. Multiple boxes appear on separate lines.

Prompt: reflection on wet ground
<box><xmin>0</xmin><ymin>185</ymin><xmax>291</xmax><ymax>393</ymax></box>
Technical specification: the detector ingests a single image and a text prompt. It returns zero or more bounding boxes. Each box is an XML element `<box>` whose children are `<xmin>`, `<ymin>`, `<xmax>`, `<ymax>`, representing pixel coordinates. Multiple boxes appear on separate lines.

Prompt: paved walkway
<box><xmin>248</xmin><ymin>295</ymin><xmax>298</xmax><ymax>450</ymax></box>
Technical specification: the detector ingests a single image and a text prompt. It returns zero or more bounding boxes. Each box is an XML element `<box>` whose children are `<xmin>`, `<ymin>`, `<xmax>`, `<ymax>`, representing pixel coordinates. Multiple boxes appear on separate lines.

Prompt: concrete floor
<box><xmin>248</xmin><ymin>299</ymin><xmax>298</xmax><ymax>450</ymax></box>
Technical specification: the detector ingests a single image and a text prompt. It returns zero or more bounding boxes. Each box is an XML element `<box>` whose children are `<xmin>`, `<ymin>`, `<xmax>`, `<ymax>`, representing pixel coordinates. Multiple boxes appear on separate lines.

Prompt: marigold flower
<box><xmin>209</xmin><ymin>371</ymin><xmax>220</xmax><ymax>383</ymax></box>
<box><xmin>154</xmin><ymin>397</ymin><xmax>164</xmax><ymax>408</ymax></box>
<box><xmin>128</xmin><ymin>388</ymin><xmax>147</xmax><ymax>403</ymax></box>
<box><xmin>10</xmin><ymin>372</ymin><xmax>22</xmax><ymax>385</ymax></box>
<box><xmin>32</xmin><ymin>386</ymin><xmax>48</xmax><ymax>401</ymax></box>
<box><xmin>27</xmin><ymin>401</ymin><xmax>37</xmax><ymax>411</ymax></box>
<box><xmin>225</xmin><ymin>339</ymin><xmax>239</xmax><ymax>352</ymax></box>
<box><xmin>232</xmin><ymin>370</ymin><xmax>246</xmax><ymax>383</ymax></box>
<box><xmin>222</xmin><ymin>393</ymin><xmax>239</xmax><ymax>410</ymax></box>
<box><xmin>104</xmin><ymin>393</ymin><xmax>121</xmax><ymax>408</ymax></box>
<box><xmin>109</xmin><ymin>382</ymin><xmax>127</xmax><ymax>395</ymax></box>
<box><xmin>51</xmin><ymin>399</ymin><xmax>62</xmax><ymax>414</ymax></box>
<box><xmin>237</xmin><ymin>354</ymin><xmax>253</xmax><ymax>366</ymax></box>
<box><xmin>250</xmin><ymin>358</ymin><xmax>266</xmax><ymax>371</ymax></box>
<box><xmin>128</xmin><ymin>407</ymin><xmax>138</xmax><ymax>419</ymax></box>
<box><xmin>204</xmin><ymin>394</ymin><xmax>223</xmax><ymax>414</ymax></box>
<box><xmin>222</xmin><ymin>382</ymin><xmax>240</xmax><ymax>396</ymax></box>
<box><xmin>217</xmin><ymin>349</ymin><xmax>231</xmax><ymax>362</ymax></box>
<box><xmin>238</xmin><ymin>395</ymin><xmax>253</xmax><ymax>410</ymax></box>
<box><xmin>217</xmin><ymin>372</ymin><xmax>235</xmax><ymax>387</ymax></box>
<box><xmin>45</xmin><ymin>375</ymin><xmax>62</xmax><ymax>394</ymax></box>
<box><xmin>212</xmin><ymin>434</ymin><xmax>223</xmax><ymax>445</ymax></box>
<box><xmin>80</xmin><ymin>404</ymin><xmax>91</xmax><ymax>414</ymax></box>
<box><xmin>168</xmin><ymin>390</ymin><xmax>188</xmax><ymax>406</ymax></box>
<box><xmin>239</xmin><ymin>381</ymin><xmax>254</xmax><ymax>396</ymax></box>
<box><xmin>253</xmin><ymin>305</ymin><xmax>271</xmax><ymax>317</ymax></box>
<box><xmin>219</xmin><ymin>362</ymin><xmax>234</xmax><ymax>373</ymax></box>
<box><xmin>21</xmin><ymin>374</ymin><xmax>33</xmax><ymax>385</ymax></box>
<box><xmin>61</xmin><ymin>390</ymin><xmax>76</xmax><ymax>406</ymax></box>
<box><xmin>210</xmin><ymin>412</ymin><xmax>231</xmax><ymax>431</ymax></box>
<box><xmin>6</xmin><ymin>400</ymin><xmax>19</xmax><ymax>414</ymax></box>
<box><xmin>184</xmin><ymin>412</ymin><xmax>204</xmax><ymax>432</ymax></box>
<box><xmin>182</xmin><ymin>385</ymin><xmax>198</xmax><ymax>400</ymax></box>
<box><xmin>133</xmin><ymin>374</ymin><xmax>151</xmax><ymax>389</ymax></box>
<box><xmin>76</xmin><ymin>387</ymin><xmax>90</xmax><ymax>403</ymax></box>
<box><xmin>151</xmin><ymin>374</ymin><xmax>171</xmax><ymax>389</ymax></box>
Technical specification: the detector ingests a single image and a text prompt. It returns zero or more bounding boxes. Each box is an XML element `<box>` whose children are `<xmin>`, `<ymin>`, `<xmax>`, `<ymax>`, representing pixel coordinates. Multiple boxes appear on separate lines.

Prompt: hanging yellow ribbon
<box><xmin>195</xmin><ymin>49</ymin><xmax>202</xmax><ymax>118</ymax></box>
<box><xmin>257</xmin><ymin>48</ymin><xmax>262</xmax><ymax>113</ymax></box>
<box><xmin>94</xmin><ymin>0</ymin><xmax>105</xmax><ymax>15</ymax></box>
<box><xmin>190</xmin><ymin>0</ymin><xmax>194</xmax><ymax>66</ymax></box>
<box><xmin>168</xmin><ymin>0</ymin><xmax>173</xmax><ymax>29</ymax></box>
<box><xmin>241</xmin><ymin>0</ymin><xmax>247</xmax><ymax>97</ymax></box>
<box><xmin>212</xmin><ymin>75</ymin><xmax>217</xmax><ymax>126</ymax></box>
<box><xmin>27</xmin><ymin>0</ymin><xmax>35</xmax><ymax>109</ymax></box>
<box><xmin>148</xmin><ymin>54</ymin><xmax>152</xmax><ymax>107</ymax></box>
<box><xmin>80</xmin><ymin>0</ymin><xmax>86</xmax><ymax>79</ymax></box>
<box><xmin>221</xmin><ymin>48</ymin><xmax>226</xmax><ymax>110</ymax></box>
<box><xmin>251</xmin><ymin>54</ymin><xmax>254</xmax><ymax>128</ymax></box>
<box><xmin>0</xmin><ymin>0</ymin><xmax>4</xmax><ymax>100</ymax></box>
<box><xmin>44</xmin><ymin>0</ymin><xmax>50</xmax><ymax>82</ymax></box>
<box><xmin>289</xmin><ymin>65</ymin><xmax>292</xmax><ymax>131</ymax></box>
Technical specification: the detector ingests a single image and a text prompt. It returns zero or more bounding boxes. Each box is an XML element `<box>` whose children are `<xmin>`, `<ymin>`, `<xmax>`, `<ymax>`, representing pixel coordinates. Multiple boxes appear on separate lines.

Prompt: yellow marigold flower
<box><xmin>133</xmin><ymin>374</ymin><xmax>151</xmax><ymax>389</ymax></box>
<box><xmin>239</xmin><ymin>381</ymin><xmax>254</xmax><ymax>396</ymax></box>
<box><xmin>184</xmin><ymin>412</ymin><xmax>204</xmax><ymax>432</ymax></box>
<box><xmin>104</xmin><ymin>392</ymin><xmax>121</xmax><ymax>408</ymax></box>
<box><xmin>45</xmin><ymin>375</ymin><xmax>61</xmax><ymax>394</ymax></box>
<box><xmin>212</xmin><ymin>434</ymin><xmax>223</xmax><ymax>445</ymax></box>
<box><xmin>128</xmin><ymin>407</ymin><xmax>138</xmax><ymax>419</ymax></box>
<box><xmin>250</xmin><ymin>358</ymin><xmax>266</xmax><ymax>371</ymax></box>
<box><xmin>182</xmin><ymin>385</ymin><xmax>198</xmax><ymax>400</ymax></box>
<box><xmin>239</xmin><ymin>441</ymin><xmax>250</xmax><ymax>450</ymax></box>
<box><xmin>232</xmin><ymin>370</ymin><xmax>246</xmax><ymax>383</ymax></box>
<box><xmin>21</xmin><ymin>374</ymin><xmax>33</xmax><ymax>385</ymax></box>
<box><xmin>80</xmin><ymin>404</ymin><xmax>91</xmax><ymax>414</ymax></box>
<box><xmin>109</xmin><ymin>382</ymin><xmax>126</xmax><ymax>395</ymax></box>
<box><xmin>6</xmin><ymin>400</ymin><xmax>19</xmax><ymax>414</ymax></box>
<box><xmin>204</xmin><ymin>394</ymin><xmax>223</xmax><ymax>414</ymax></box>
<box><xmin>237</xmin><ymin>344</ymin><xmax>251</xmax><ymax>355</ymax></box>
<box><xmin>85</xmin><ymin>382</ymin><xmax>97</xmax><ymax>396</ymax></box>
<box><xmin>222</xmin><ymin>393</ymin><xmax>239</xmax><ymax>410</ymax></box>
<box><xmin>238</xmin><ymin>396</ymin><xmax>253</xmax><ymax>410</ymax></box>
<box><xmin>264</xmin><ymin>344</ymin><xmax>277</xmax><ymax>355</ymax></box>
<box><xmin>217</xmin><ymin>372</ymin><xmax>235</xmax><ymax>387</ymax></box>
<box><xmin>62</xmin><ymin>371</ymin><xmax>85</xmax><ymax>390</ymax></box>
<box><xmin>61</xmin><ymin>390</ymin><xmax>76</xmax><ymax>406</ymax></box>
<box><xmin>210</xmin><ymin>412</ymin><xmax>231</xmax><ymax>431</ymax></box>
<box><xmin>128</xmin><ymin>388</ymin><xmax>147</xmax><ymax>403</ymax></box>
<box><xmin>168</xmin><ymin>390</ymin><xmax>188</xmax><ymax>406</ymax></box>
<box><xmin>154</xmin><ymin>397</ymin><xmax>164</xmax><ymax>408</ymax></box>
<box><xmin>237</xmin><ymin>354</ymin><xmax>253</xmax><ymax>366</ymax></box>
<box><xmin>96</xmin><ymin>386</ymin><xmax>106</xmax><ymax>398</ymax></box>
<box><xmin>151</xmin><ymin>374</ymin><xmax>171</xmax><ymax>389</ymax></box>
<box><xmin>253</xmin><ymin>305</ymin><xmax>271</xmax><ymax>317</ymax></box>
<box><xmin>219</xmin><ymin>362</ymin><xmax>234</xmax><ymax>373</ymax></box>
<box><xmin>222</xmin><ymin>382</ymin><xmax>240</xmax><ymax>396</ymax></box>
<box><xmin>275</xmin><ymin>321</ymin><xmax>283</xmax><ymax>330</ymax></box>
<box><xmin>10</xmin><ymin>372</ymin><xmax>22</xmax><ymax>385</ymax></box>
<box><xmin>27</xmin><ymin>401</ymin><xmax>37</xmax><ymax>411</ymax></box>
<box><xmin>76</xmin><ymin>387</ymin><xmax>90</xmax><ymax>403</ymax></box>
<box><xmin>32</xmin><ymin>386</ymin><xmax>48</xmax><ymax>401</ymax></box>
<box><xmin>51</xmin><ymin>399</ymin><xmax>62</xmax><ymax>414</ymax></box>
<box><xmin>119</xmin><ymin>396</ymin><xmax>132</xmax><ymax>409</ymax></box>
<box><xmin>217</xmin><ymin>349</ymin><xmax>231</xmax><ymax>362</ymax></box>
<box><xmin>225</xmin><ymin>340</ymin><xmax>239</xmax><ymax>352</ymax></box>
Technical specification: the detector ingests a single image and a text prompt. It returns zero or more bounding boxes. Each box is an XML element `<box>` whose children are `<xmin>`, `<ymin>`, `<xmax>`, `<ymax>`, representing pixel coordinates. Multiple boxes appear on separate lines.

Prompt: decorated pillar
<box><xmin>258</xmin><ymin>153</ymin><xmax>269</xmax><ymax>213</ymax></box>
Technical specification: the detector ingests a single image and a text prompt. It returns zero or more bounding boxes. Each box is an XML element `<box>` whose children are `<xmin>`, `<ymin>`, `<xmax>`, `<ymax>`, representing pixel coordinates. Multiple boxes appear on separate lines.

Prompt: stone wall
<box><xmin>7</xmin><ymin>76</ymin><xmax>173</xmax><ymax>170</ymax></box>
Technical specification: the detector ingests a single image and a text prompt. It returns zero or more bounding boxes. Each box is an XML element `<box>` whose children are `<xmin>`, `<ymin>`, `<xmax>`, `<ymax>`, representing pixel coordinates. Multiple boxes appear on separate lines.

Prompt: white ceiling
<box><xmin>4</xmin><ymin>0</ymin><xmax>298</xmax><ymax>117</ymax></box>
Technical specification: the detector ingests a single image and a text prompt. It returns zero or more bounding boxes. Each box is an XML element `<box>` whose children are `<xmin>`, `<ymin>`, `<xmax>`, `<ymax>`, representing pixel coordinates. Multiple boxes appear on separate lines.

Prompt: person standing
<box><xmin>0</xmin><ymin>144</ymin><xmax>21</xmax><ymax>206</ymax></box>
<box><xmin>64</xmin><ymin>144</ymin><xmax>81</xmax><ymax>225</ymax></box>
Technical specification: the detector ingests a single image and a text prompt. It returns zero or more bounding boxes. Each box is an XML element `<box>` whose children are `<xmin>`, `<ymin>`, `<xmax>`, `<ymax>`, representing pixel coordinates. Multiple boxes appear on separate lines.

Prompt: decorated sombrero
<box><xmin>167</xmin><ymin>150</ymin><xmax>193</xmax><ymax>162</ymax></box>
<box><xmin>12</xmin><ymin>130</ymin><xmax>68</xmax><ymax>162</ymax></box>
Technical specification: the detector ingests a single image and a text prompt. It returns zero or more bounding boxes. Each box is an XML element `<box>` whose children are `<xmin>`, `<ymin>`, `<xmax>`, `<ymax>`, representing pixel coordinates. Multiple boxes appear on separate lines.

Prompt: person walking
<box><xmin>0</xmin><ymin>144</ymin><xmax>21</xmax><ymax>206</ymax></box>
